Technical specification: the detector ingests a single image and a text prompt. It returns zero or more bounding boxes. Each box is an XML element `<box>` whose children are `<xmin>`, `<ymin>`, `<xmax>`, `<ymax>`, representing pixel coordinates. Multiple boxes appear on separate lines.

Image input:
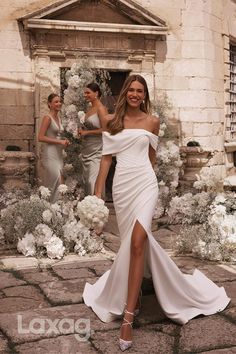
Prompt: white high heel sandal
<box><xmin>119</xmin><ymin>309</ymin><xmax>134</xmax><ymax>352</ymax></box>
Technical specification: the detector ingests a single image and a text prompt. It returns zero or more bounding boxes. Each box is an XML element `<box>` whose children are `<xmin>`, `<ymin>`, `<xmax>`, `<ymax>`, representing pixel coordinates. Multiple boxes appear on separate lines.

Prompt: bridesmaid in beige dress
<box><xmin>38</xmin><ymin>93</ymin><xmax>70</xmax><ymax>202</ymax></box>
<box><xmin>78</xmin><ymin>83</ymin><xmax>108</xmax><ymax>196</ymax></box>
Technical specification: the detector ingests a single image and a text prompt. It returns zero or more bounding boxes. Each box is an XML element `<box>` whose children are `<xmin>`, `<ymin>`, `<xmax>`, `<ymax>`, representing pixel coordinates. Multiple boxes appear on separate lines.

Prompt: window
<box><xmin>228</xmin><ymin>44</ymin><xmax>236</xmax><ymax>141</ymax></box>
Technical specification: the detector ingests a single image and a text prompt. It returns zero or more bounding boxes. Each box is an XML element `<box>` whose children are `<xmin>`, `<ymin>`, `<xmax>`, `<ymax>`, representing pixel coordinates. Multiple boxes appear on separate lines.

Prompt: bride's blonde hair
<box><xmin>107</xmin><ymin>74</ymin><xmax>151</xmax><ymax>135</ymax></box>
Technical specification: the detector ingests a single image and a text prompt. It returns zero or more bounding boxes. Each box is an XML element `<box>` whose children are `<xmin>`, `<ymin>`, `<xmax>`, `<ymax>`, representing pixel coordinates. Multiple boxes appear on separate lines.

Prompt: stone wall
<box><xmin>136</xmin><ymin>0</ymin><xmax>236</xmax><ymax>182</ymax></box>
<box><xmin>0</xmin><ymin>0</ymin><xmax>56</xmax><ymax>152</ymax></box>
<box><xmin>1</xmin><ymin>0</ymin><xmax>236</xmax><ymax>185</ymax></box>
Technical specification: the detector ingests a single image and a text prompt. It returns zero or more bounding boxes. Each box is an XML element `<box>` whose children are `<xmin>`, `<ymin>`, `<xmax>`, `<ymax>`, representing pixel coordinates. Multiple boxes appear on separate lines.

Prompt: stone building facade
<box><xmin>0</xmin><ymin>0</ymin><xmax>236</xmax><ymax>188</ymax></box>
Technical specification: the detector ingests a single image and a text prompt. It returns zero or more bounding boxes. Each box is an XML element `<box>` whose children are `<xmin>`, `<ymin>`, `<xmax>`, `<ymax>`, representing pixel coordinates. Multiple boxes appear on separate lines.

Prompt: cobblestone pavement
<box><xmin>0</xmin><ymin>205</ymin><xmax>235</xmax><ymax>354</ymax></box>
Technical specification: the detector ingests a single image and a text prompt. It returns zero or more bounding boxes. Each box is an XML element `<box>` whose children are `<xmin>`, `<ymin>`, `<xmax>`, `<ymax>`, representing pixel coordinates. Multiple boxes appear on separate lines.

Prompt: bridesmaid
<box><xmin>38</xmin><ymin>93</ymin><xmax>70</xmax><ymax>202</ymax></box>
<box><xmin>78</xmin><ymin>82</ymin><xmax>108</xmax><ymax>196</ymax></box>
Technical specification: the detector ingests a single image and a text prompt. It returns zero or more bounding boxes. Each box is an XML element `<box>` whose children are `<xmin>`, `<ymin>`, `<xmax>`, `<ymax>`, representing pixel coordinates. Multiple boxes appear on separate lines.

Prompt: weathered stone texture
<box><xmin>0</xmin><ymin>271</ymin><xmax>26</xmax><ymax>290</ymax></box>
<box><xmin>39</xmin><ymin>278</ymin><xmax>94</xmax><ymax>305</ymax></box>
<box><xmin>15</xmin><ymin>334</ymin><xmax>97</xmax><ymax>354</ymax></box>
<box><xmin>179</xmin><ymin>316</ymin><xmax>236</xmax><ymax>352</ymax></box>
<box><xmin>0</xmin><ymin>125</ymin><xmax>34</xmax><ymax>140</ymax></box>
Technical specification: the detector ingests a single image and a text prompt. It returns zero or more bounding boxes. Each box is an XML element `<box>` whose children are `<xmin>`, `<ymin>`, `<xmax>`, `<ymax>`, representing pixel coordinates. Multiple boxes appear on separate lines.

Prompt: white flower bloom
<box><xmin>213</xmin><ymin>205</ymin><xmax>226</xmax><ymax>216</ymax></box>
<box><xmin>78</xmin><ymin>111</ymin><xmax>85</xmax><ymax>124</ymax></box>
<box><xmin>170</xmin><ymin>181</ymin><xmax>178</xmax><ymax>188</ymax></box>
<box><xmin>51</xmin><ymin>203</ymin><xmax>61</xmax><ymax>213</ymax></box>
<box><xmin>65</xmin><ymin>119</ymin><xmax>78</xmax><ymax>136</ymax></box>
<box><xmin>45</xmin><ymin>236</ymin><xmax>65</xmax><ymax>259</ymax></box>
<box><xmin>68</xmin><ymin>75</ymin><xmax>81</xmax><ymax>88</ymax></box>
<box><xmin>17</xmin><ymin>233</ymin><xmax>36</xmax><ymax>257</ymax></box>
<box><xmin>38</xmin><ymin>186</ymin><xmax>51</xmax><ymax>199</ymax></box>
<box><xmin>34</xmin><ymin>223</ymin><xmax>54</xmax><ymax>246</ymax></box>
<box><xmin>30</xmin><ymin>194</ymin><xmax>40</xmax><ymax>202</ymax></box>
<box><xmin>76</xmin><ymin>195</ymin><xmax>109</xmax><ymax>229</ymax></box>
<box><xmin>214</xmin><ymin>194</ymin><xmax>226</xmax><ymax>204</ymax></box>
<box><xmin>64</xmin><ymin>163</ymin><xmax>74</xmax><ymax>172</ymax></box>
<box><xmin>42</xmin><ymin>209</ymin><xmax>53</xmax><ymax>223</ymax></box>
<box><xmin>58</xmin><ymin>184</ymin><xmax>68</xmax><ymax>194</ymax></box>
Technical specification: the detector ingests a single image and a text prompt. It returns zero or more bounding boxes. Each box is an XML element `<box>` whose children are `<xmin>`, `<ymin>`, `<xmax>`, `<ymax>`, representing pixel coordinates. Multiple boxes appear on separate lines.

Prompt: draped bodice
<box><xmin>102</xmin><ymin>129</ymin><xmax>158</xmax><ymax>169</ymax></box>
<box><xmin>84</xmin><ymin>113</ymin><xmax>101</xmax><ymax>130</ymax></box>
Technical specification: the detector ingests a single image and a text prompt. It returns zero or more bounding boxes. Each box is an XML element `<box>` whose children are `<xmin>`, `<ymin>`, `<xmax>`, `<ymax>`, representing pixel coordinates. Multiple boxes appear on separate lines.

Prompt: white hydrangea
<box><xmin>42</xmin><ymin>209</ymin><xmax>53</xmax><ymax>223</ymax></box>
<box><xmin>45</xmin><ymin>236</ymin><xmax>65</xmax><ymax>259</ymax></box>
<box><xmin>214</xmin><ymin>194</ymin><xmax>226</xmax><ymax>204</ymax></box>
<box><xmin>65</xmin><ymin>104</ymin><xmax>77</xmax><ymax>117</ymax></box>
<box><xmin>74</xmin><ymin>242</ymin><xmax>87</xmax><ymax>256</ymax></box>
<box><xmin>76</xmin><ymin>195</ymin><xmax>109</xmax><ymax>229</ymax></box>
<box><xmin>58</xmin><ymin>184</ymin><xmax>68</xmax><ymax>195</ymax></box>
<box><xmin>17</xmin><ymin>233</ymin><xmax>36</xmax><ymax>257</ymax></box>
<box><xmin>68</xmin><ymin>75</ymin><xmax>81</xmax><ymax>88</ymax></box>
<box><xmin>63</xmin><ymin>220</ymin><xmax>90</xmax><ymax>243</ymax></box>
<box><xmin>38</xmin><ymin>186</ymin><xmax>51</xmax><ymax>199</ymax></box>
<box><xmin>34</xmin><ymin>223</ymin><xmax>54</xmax><ymax>246</ymax></box>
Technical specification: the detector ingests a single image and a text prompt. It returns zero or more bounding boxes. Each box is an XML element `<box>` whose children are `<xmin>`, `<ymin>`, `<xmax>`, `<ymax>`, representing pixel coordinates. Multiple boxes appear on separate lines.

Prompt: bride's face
<box><xmin>126</xmin><ymin>81</ymin><xmax>145</xmax><ymax>108</ymax></box>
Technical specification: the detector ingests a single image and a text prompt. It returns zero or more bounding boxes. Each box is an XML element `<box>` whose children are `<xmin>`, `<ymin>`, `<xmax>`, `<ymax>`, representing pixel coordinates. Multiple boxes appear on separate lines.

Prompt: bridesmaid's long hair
<box><xmin>107</xmin><ymin>74</ymin><xmax>151</xmax><ymax>135</ymax></box>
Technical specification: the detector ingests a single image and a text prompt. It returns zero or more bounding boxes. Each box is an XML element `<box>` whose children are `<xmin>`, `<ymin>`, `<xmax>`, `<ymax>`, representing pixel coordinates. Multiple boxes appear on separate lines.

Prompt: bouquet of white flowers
<box><xmin>76</xmin><ymin>195</ymin><xmax>109</xmax><ymax>229</ymax></box>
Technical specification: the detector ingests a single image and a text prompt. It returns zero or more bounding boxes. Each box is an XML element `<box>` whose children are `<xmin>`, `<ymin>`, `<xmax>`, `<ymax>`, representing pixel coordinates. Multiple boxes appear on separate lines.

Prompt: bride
<box><xmin>83</xmin><ymin>74</ymin><xmax>230</xmax><ymax>351</ymax></box>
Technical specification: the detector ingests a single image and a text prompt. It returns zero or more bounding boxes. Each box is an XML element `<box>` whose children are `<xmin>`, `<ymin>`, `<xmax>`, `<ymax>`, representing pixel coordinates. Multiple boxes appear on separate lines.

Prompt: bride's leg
<box><xmin>120</xmin><ymin>221</ymin><xmax>147</xmax><ymax>342</ymax></box>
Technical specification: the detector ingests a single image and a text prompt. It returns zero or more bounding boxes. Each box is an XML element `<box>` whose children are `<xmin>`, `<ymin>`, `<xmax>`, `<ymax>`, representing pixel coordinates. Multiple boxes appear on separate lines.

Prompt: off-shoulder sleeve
<box><xmin>102</xmin><ymin>132</ymin><xmax>119</xmax><ymax>155</ymax></box>
<box><xmin>149</xmin><ymin>134</ymin><xmax>159</xmax><ymax>151</ymax></box>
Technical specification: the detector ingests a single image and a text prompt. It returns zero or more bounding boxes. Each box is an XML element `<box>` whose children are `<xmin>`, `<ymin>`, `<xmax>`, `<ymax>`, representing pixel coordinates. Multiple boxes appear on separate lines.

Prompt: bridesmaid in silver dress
<box><xmin>38</xmin><ymin>93</ymin><xmax>70</xmax><ymax>202</ymax></box>
<box><xmin>78</xmin><ymin>83</ymin><xmax>108</xmax><ymax>196</ymax></box>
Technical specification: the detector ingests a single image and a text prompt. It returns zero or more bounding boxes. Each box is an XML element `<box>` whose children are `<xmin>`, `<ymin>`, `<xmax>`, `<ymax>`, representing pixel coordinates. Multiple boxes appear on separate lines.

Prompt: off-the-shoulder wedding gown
<box><xmin>83</xmin><ymin>129</ymin><xmax>230</xmax><ymax>324</ymax></box>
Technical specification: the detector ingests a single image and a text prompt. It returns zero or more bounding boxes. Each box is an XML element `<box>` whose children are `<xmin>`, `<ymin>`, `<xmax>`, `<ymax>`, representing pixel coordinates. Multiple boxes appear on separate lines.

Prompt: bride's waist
<box><xmin>115</xmin><ymin>162</ymin><xmax>153</xmax><ymax>172</ymax></box>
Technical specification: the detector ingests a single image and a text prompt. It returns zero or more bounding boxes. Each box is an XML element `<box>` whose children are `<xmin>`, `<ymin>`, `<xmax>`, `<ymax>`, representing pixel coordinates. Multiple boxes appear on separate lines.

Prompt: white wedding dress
<box><xmin>83</xmin><ymin>129</ymin><xmax>230</xmax><ymax>324</ymax></box>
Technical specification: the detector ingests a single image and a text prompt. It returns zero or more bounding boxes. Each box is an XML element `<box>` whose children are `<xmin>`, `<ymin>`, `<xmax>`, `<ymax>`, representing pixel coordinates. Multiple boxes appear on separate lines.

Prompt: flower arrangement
<box><xmin>168</xmin><ymin>191</ymin><xmax>236</xmax><ymax>262</ymax></box>
<box><xmin>76</xmin><ymin>195</ymin><xmax>109</xmax><ymax>229</ymax></box>
<box><xmin>151</xmin><ymin>94</ymin><xmax>183</xmax><ymax>218</ymax></box>
<box><xmin>60</xmin><ymin>57</ymin><xmax>111</xmax><ymax>191</ymax></box>
<box><xmin>0</xmin><ymin>185</ymin><xmax>109</xmax><ymax>259</ymax></box>
<box><xmin>61</xmin><ymin>57</ymin><xmax>111</xmax><ymax>136</ymax></box>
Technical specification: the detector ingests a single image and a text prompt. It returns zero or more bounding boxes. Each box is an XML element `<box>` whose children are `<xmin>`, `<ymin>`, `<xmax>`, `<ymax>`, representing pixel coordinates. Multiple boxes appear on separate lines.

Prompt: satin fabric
<box><xmin>40</xmin><ymin>115</ymin><xmax>64</xmax><ymax>202</ymax></box>
<box><xmin>80</xmin><ymin>113</ymin><xmax>103</xmax><ymax>196</ymax></box>
<box><xmin>83</xmin><ymin>129</ymin><xmax>230</xmax><ymax>324</ymax></box>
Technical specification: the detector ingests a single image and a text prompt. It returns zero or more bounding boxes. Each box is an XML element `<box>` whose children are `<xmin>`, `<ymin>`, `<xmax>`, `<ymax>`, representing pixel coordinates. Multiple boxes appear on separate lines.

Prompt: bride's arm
<box><xmin>94</xmin><ymin>154</ymin><xmax>112</xmax><ymax>198</ymax></box>
<box><xmin>149</xmin><ymin>115</ymin><xmax>160</xmax><ymax>167</ymax></box>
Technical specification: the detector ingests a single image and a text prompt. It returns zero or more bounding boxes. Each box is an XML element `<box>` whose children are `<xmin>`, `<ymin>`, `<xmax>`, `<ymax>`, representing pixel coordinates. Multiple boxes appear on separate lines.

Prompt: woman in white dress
<box><xmin>78</xmin><ymin>83</ymin><xmax>108</xmax><ymax>196</ymax></box>
<box><xmin>83</xmin><ymin>75</ymin><xmax>230</xmax><ymax>351</ymax></box>
<box><xmin>38</xmin><ymin>94</ymin><xmax>70</xmax><ymax>202</ymax></box>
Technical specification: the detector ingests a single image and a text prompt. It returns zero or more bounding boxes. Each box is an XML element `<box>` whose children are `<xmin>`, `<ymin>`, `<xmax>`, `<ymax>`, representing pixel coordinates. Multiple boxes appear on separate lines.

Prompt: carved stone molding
<box><xmin>0</xmin><ymin>152</ymin><xmax>36</xmax><ymax>190</ymax></box>
<box><xmin>179</xmin><ymin>146</ymin><xmax>213</xmax><ymax>183</ymax></box>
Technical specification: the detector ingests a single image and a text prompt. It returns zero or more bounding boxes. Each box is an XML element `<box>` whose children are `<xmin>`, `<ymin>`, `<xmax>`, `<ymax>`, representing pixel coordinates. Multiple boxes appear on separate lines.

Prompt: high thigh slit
<box><xmin>83</xmin><ymin>129</ymin><xmax>230</xmax><ymax>324</ymax></box>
